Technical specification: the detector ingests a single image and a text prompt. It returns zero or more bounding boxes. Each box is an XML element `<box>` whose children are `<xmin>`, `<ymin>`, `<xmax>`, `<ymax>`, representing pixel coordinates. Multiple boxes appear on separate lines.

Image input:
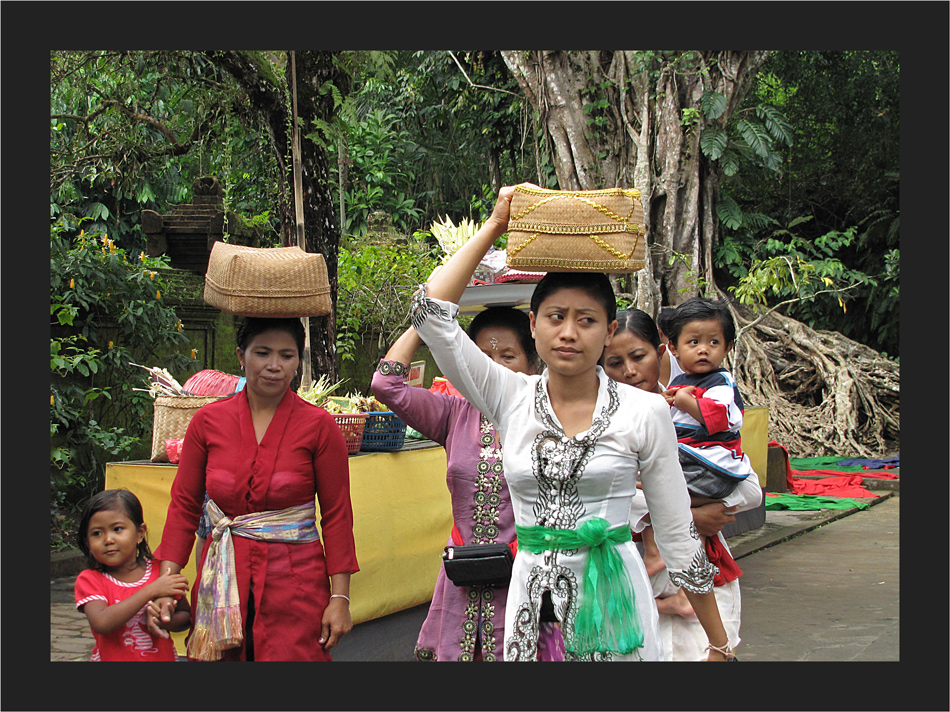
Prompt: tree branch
<box><xmin>448</xmin><ymin>51</ymin><xmax>523</xmax><ymax>98</ymax></box>
<box><xmin>730</xmin><ymin>279</ymin><xmax>870</xmax><ymax>346</ymax></box>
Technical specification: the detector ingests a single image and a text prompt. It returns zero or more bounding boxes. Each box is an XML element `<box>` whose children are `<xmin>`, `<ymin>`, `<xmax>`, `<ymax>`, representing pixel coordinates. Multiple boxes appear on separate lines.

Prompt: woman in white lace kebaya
<box><xmin>409</xmin><ymin>184</ymin><xmax>735</xmax><ymax>662</ymax></box>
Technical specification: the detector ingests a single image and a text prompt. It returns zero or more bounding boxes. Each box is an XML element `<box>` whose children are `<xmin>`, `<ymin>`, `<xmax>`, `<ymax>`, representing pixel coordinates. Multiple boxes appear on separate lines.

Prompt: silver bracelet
<box><xmin>330</xmin><ymin>593</ymin><xmax>350</xmax><ymax>603</ymax></box>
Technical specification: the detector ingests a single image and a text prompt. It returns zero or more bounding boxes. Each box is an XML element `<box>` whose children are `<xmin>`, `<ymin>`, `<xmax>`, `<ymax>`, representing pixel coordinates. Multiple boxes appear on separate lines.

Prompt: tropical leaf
<box><xmin>700</xmin><ymin>90</ymin><xmax>727</xmax><ymax>120</ymax></box>
<box><xmin>719</xmin><ymin>150</ymin><xmax>740</xmax><ymax>177</ymax></box>
<box><xmin>700</xmin><ymin>126</ymin><xmax>728</xmax><ymax>160</ymax></box>
<box><xmin>787</xmin><ymin>215</ymin><xmax>813</xmax><ymax>229</ymax></box>
<box><xmin>717</xmin><ymin>193</ymin><xmax>743</xmax><ymax>230</ymax></box>
<box><xmin>764</xmin><ymin>151</ymin><xmax>783</xmax><ymax>173</ymax></box>
<box><xmin>755</xmin><ymin>103</ymin><xmax>794</xmax><ymax>146</ymax></box>
<box><xmin>737</xmin><ymin>119</ymin><xmax>773</xmax><ymax>159</ymax></box>
<box><xmin>744</xmin><ymin>212</ymin><xmax>779</xmax><ymax>230</ymax></box>
<box><xmin>89</xmin><ymin>202</ymin><xmax>110</xmax><ymax>221</ymax></box>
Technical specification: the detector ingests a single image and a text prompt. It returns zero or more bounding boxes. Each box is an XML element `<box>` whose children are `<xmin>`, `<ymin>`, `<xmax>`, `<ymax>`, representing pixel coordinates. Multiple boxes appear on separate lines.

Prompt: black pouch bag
<box><xmin>442</xmin><ymin>543</ymin><xmax>514</xmax><ymax>587</ymax></box>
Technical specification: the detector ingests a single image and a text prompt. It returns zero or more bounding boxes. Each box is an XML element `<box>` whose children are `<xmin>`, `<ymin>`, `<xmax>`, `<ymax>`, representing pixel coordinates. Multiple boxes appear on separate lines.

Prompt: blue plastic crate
<box><xmin>359</xmin><ymin>411</ymin><xmax>407</xmax><ymax>452</ymax></box>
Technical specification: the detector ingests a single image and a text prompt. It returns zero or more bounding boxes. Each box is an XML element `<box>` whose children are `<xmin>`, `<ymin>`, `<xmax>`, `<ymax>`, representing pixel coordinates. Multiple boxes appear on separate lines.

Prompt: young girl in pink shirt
<box><xmin>74</xmin><ymin>489</ymin><xmax>191</xmax><ymax>661</ymax></box>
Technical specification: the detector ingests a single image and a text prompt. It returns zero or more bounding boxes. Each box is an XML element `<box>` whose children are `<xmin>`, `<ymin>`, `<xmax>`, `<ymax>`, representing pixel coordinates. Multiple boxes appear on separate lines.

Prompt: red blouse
<box><xmin>155</xmin><ymin>387</ymin><xmax>358</xmax><ymax>660</ymax></box>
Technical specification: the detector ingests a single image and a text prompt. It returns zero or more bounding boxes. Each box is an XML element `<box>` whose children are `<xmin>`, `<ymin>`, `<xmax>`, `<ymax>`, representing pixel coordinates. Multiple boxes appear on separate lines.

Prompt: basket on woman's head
<box><xmin>505</xmin><ymin>186</ymin><xmax>646</xmax><ymax>274</ymax></box>
<box><xmin>203</xmin><ymin>241</ymin><xmax>332</xmax><ymax>318</ymax></box>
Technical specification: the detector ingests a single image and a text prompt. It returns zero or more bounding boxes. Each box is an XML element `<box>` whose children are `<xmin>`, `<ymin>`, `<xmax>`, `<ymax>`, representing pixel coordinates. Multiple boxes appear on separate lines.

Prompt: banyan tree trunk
<box><xmin>501</xmin><ymin>50</ymin><xmax>769</xmax><ymax>313</ymax></box>
<box><xmin>502</xmin><ymin>50</ymin><xmax>899</xmax><ymax>457</ymax></box>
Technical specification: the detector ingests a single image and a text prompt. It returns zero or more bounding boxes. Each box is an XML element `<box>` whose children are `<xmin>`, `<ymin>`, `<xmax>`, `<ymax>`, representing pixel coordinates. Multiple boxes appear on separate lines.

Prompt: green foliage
<box><xmin>335</xmin><ymin>232</ymin><xmax>440</xmax><ymax>364</ymax></box>
<box><xmin>50</xmin><ymin>223</ymin><xmax>193</xmax><ymax>520</ymax></box>
<box><xmin>711</xmin><ymin>51</ymin><xmax>899</xmax><ymax>355</ymax></box>
<box><xmin>718</xmin><ymin>220</ymin><xmax>898</xmax><ymax>354</ymax></box>
<box><xmin>666</xmin><ymin>250</ymin><xmax>714</xmax><ymax>298</ymax></box>
<box><xmin>335</xmin><ymin>109</ymin><xmax>426</xmax><ymax>237</ymax></box>
<box><xmin>583</xmin><ymin>80</ymin><xmax>616</xmax><ymax>131</ymax></box>
<box><xmin>700</xmin><ymin>89</ymin><xmax>727</xmax><ymax>120</ymax></box>
<box><xmin>51</xmin><ymin>50</ymin><xmax>283</xmax><ymax>250</ymax></box>
<box><xmin>697</xmin><ymin>90</ymin><xmax>793</xmax><ymax>178</ymax></box>
<box><xmin>341</xmin><ymin>51</ymin><xmax>535</xmax><ymax>228</ymax></box>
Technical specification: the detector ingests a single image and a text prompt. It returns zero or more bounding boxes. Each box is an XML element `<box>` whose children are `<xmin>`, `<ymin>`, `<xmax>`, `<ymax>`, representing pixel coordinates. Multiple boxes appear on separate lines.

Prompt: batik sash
<box><xmin>186</xmin><ymin>499</ymin><xmax>320</xmax><ymax>661</ymax></box>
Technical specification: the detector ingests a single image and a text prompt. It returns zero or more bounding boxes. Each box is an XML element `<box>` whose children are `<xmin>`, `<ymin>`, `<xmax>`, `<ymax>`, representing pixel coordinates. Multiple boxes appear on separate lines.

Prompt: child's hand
<box><xmin>675</xmin><ymin>385</ymin><xmax>697</xmax><ymax>399</ymax></box>
<box><xmin>146</xmin><ymin>600</ymin><xmax>171</xmax><ymax>632</ymax></box>
<box><xmin>148</xmin><ymin>572</ymin><xmax>190</xmax><ymax>600</ymax></box>
<box><xmin>146</xmin><ymin>597</ymin><xmax>178</xmax><ymax>638</ymax></box>
<box><xmin>663</xmin><ymin>385</ymin><xmax>692</xmax><ymax>405</ymax></box>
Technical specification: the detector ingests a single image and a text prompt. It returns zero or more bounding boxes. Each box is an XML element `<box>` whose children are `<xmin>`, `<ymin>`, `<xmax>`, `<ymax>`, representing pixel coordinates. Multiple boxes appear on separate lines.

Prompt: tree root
<box><xmin>725</xmin><ymin>304</ymin><xmax>899</xmax><ymax>458</ymax></box>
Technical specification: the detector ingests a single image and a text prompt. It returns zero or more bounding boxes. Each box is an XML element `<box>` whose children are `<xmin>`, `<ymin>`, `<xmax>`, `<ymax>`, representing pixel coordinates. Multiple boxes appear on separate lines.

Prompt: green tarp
<box><xmin>764</xmin><ymin>493</ymin><xmax>871</xmax><ymax>511</ymax></box>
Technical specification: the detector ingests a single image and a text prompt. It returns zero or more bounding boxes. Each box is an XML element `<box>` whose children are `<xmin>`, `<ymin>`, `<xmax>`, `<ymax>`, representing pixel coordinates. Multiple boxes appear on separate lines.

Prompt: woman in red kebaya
<box><xmin>149</xmin><ymin>317</ymin><xmax>358</xmax><ymax>661</ymax></box>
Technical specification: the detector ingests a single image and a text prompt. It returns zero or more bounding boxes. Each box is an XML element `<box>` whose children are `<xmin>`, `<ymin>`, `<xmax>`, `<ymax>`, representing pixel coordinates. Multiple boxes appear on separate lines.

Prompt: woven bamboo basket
<box><xmin>506</xmin><ymin>186</ymin><xmax>646</xmax><ymax>273</ymax></box>
<box><xmin>150</xmin><ymin>394</ymin><xmax>222</xmax><ymax>462</ymax></box>
<box><xmin>204</xmin><ymin>242</ymin><xmax>332</xmax><ymax>317</ymax></box>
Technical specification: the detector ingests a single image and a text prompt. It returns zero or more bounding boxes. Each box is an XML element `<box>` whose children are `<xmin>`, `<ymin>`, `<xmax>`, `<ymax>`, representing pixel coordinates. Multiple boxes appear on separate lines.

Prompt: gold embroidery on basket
<box><xmin>507</xmin><ymin>188</ymin><xmax>643</xmax><ymax>270</ymax></box>
<box><xmin>506</xmin><ymin>232</ymin><xmax>541</xmax><ymax>258</ymax></box>
<box><xmin>507</xmin><ymin>232</ymin><xmax>641</xmax><ymax>262</ymax></box>
<box><xmin>511</xmin><ymin>192</ymin><xmax>638</xmax><ymax>226</ymax></box>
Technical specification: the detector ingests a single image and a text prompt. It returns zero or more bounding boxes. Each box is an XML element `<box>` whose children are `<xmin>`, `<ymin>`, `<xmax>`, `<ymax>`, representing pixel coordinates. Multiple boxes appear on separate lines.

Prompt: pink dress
<box><xmin>372</xmin><ymin>360</ymin><xmax>518</xmax><ymax>661</ymax></box>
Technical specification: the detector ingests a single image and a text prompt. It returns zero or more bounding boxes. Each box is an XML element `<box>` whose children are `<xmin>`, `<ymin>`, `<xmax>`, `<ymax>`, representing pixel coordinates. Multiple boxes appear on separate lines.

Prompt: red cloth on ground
<box><xmin>767</xmin><ymin>441</ymin><xmax>878</xmax><ymax>498</ymax></box>
<box><xmin>705</xmin><ymin>535</ymin><xmax>742</xmax><ymax>586</ymax></box>
<box><xmin>794</xmin><ymin>467</ymin><xmax>899</xmax><ymax>480</ymax></box>
<box><xmin>791</xmin><ymin>474</ymin><xmax>878</xmax><ymax>499</ymax></box>
<box><xmin>768</xmin><ymin>440</ymin><xmax>889</xmax><ymax>492</ymax></box>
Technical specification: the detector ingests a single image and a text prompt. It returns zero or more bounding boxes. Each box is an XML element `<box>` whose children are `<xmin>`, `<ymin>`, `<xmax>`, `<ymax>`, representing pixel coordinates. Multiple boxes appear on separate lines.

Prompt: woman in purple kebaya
<box><xmin>372</xmin><ymin>307</ymin><xmax>563</xmax><ymax>661</ymax></box>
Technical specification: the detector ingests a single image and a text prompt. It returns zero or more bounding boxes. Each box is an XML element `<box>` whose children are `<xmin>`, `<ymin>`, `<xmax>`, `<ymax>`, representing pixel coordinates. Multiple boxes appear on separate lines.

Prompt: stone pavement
<box><xmin>50</xmin><ymin>576</ymin><xmax>96</xmax><ymax>662</ymax></box>
<box><xmin>734</xmin><ymin>493</ymin><xmax>899</xmax><ymax>661</ymax></box>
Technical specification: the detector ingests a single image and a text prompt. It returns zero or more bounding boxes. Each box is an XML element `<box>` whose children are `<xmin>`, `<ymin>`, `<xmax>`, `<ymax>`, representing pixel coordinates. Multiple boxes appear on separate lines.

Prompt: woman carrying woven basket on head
<box><xmin>148</xmin><ymin>316</ymin><xmax>359</xmax><ymax>661</ymax></box>
<box><xmin>408</xmin><ymin>183</ymin><xmax>734</xmax><ymax>661</ymax></box>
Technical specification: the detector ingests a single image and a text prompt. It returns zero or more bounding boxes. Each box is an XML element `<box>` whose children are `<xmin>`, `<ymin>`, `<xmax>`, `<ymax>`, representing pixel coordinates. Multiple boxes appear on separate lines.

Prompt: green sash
<box><xmin>516</xmin><ymin>517</ymin><xmax>643</xmax><ymax>656</ymax></box>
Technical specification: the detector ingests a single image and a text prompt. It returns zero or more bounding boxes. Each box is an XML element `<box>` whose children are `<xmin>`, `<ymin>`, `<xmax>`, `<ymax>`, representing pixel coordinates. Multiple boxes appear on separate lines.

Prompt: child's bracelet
<box><xmin>330</xmin><ymin>593</ymin><xmax>350</xmax><ymax>603</ymax></box>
